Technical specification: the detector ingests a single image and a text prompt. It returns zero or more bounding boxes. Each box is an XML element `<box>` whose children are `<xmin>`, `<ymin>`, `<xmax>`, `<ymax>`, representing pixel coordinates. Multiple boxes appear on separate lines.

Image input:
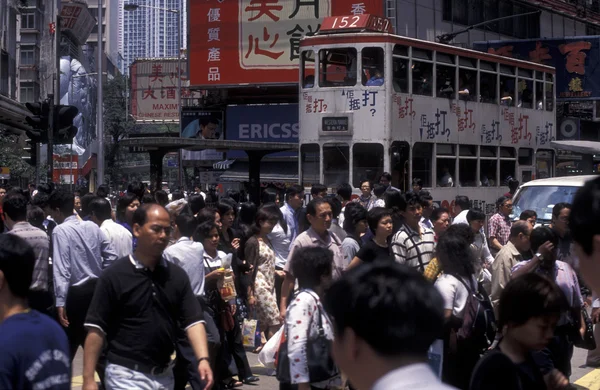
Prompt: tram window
<box><xmin>536</xmin><ymin>149</ymin><xmax>553</xmax><ymax>179</ymax></box>
<box><xmin>480</xmin><ymin>159</ymin><xmax>498</xmax><ymax>187</ymax></box>
<box><xmin>352</xmin><ymin>143</ymin><xmax>384</xmax><ymax>187</ymax></box>
<box><xmin>536</xmin><ymin>71</ymin><xmax>544</xmax><ymax>80</ymax></box>
<box><xmin>437</xmin><ymin>143</ymin><xmax>456</xmax><ymax>156</ymax></box>
<box><xmin>391</xmin><ymin>141</ymin><xmax>410</xmax><ymax>191</ymax></box>
<box><xmin>500</xmin><ymin>76</ymin><xmax>516</xmax><ymax>106</ymax></box>
<box><xmin>459</xmin><ymin>145</ymin><xmax>477</xmax><ymax>157</ymax></box>
<box><xmin>413</xmin><ymin>143</ymin><xmax>433</xmax><ymax>188</ymax></box>
<box><xmin>480</xmin><ymin>146</ymin><xmax>497</xmax><ymax>158</ymax></box>
<box><xmin>459</xmin><ymin>159</ymin><xmax>477</xmax><ymax>187</ymax></box>
<box><xmin>301</xmin><ymin>144</ymin><xmax>320</xmax><ymax>186</ymax></box>
<box><xmin>480</xmin><ymin>60</ymin><xmax>496</xmax><ymax>72</ymax></box>
<box><xmin>535</xmin><ymin>81</ymin><xmax>544</xmax><ymax>110</ymax></box>
<box><xmin>362</xmin><ymin>47</ymin><xmax>385</xmax><ymax>86</ymax></box>
<box><xmin>301</xmin><ymin>51</ymin><xmax>315</xmax><ymax>88</ymax></box>
<box><xmin>436</xmin><ymin>64</ymin><xmax>456</xmax><ymax>98</ymax></box>
<box><xmin>480</xmin><ymin>72</ymin><xmax>497</xmax><ymax>104</ymax></box>
<box><xmin>392</xmin><ymin>56</ymin><xmax>409</xmax><ymax>93</ymax></box>
<box><xmin>519</xmin><ymin>148</ymin><xmax>534</xmax><ymax>165</ymax></box>
<box><xmin>436</xmin><ymin>158</ymin><xmax>456</xmax><ymax>187</ymax></box>
<box><xmin>518</xmin><ymin>79</ymin><xmax>533</xmax><ymax>109</ymax></box>
<box><xmin>518</xmin><ymin>68</ymin><xmax>533</xmax><ymax>78</ymax></box>
<box><xmin>500</xmin><ymin>65</ymin><xmax>515</xmax><ymax>75</ymax></box>
<box><xmin>500</xmin><ymin>160</ymin><xmax>516</xmax><ymax>184</ymax></box>
<box><xmin>545</xmin><ymin>80</ymin><xmax>554</xmax><ymax>112</ymax></box>
<box><xmin>436</xmin><ymin>52</ymin><xmax>455</xmax><ymax>65</ymax></box>
<box><xmin>323</xmin><ymin>144</ymin><xmax>350</xmax><ymax>186</ymax></box>
<box><xmin>459</xmin><ymin>57</ymin><xmax>477</xmax><ymax>68</ymax></box>
<box><xmin>500</xmin><ymin>147</ymin><xmax>516</xmax><ymax>158</ymax></box>
<box><xmin>319</xmin><ymin>48</ymin><xmax>357</xmax><ymax>87</ymax></box>
<box><xmin>412</xmin><ymin>48</ymin><xmax>432</xmax><ymax>61</ymax></box>
<box><xmin>393</xmin><ymin>45</ymin><xmax>408</xmax><ymax>57</ymax></box>
<box><xmin>459</xmin><ymin>68</ymin><xmax>477</xmax><ymax>101</ymax></box>
<box><xmin>412</xmin><ymin>61</ymin><xmax>433</xmax><ymax>96</ymax></box>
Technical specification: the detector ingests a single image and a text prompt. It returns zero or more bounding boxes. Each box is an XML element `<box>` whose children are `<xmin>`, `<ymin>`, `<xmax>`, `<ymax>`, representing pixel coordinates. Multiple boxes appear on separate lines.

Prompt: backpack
<box><xmin>452</xmin><ymin>275</ymin><xmax>497</xmax><ymax>353</ymax></box>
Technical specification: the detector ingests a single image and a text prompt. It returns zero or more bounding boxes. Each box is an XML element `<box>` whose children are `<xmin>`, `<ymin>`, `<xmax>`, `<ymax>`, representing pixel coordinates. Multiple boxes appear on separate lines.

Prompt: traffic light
<box><xmin>25</xmin><ymin>101</ymin><xmax>50</xmax><ymax>143</ymax></box>
<box><xmin>54</xmin><ymin>105</ymin><xmax>79</xmax><ymax>145</ymax></box>
<box><xmin>22</xmin><ymin>137</ymin><xmax>37</xmax><ymax>166</ymax></box>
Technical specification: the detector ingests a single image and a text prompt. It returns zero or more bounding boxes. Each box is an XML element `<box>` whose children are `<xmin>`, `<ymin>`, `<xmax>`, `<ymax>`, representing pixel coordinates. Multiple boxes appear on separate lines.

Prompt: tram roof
<box><xmin>301</xmin><ymin>32</ymin><xmax>555</xmax><ymax>74</ymax></box>
<box><xmin>119</xmin><ymin>137</ymin><xmax>298</xmax><ymax>152</ymax></box>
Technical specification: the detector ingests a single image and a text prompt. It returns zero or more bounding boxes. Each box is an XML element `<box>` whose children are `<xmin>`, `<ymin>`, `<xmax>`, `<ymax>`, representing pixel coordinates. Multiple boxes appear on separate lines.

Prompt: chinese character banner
<box><xmin>189</xmin><ymin>0</ymin><xmax>384</xmax><ymax>86</ymax></box>
<box><xmin>473</xmin><ymin>37</ymin><xmax>600</xmax><ymax>101</ymax></box>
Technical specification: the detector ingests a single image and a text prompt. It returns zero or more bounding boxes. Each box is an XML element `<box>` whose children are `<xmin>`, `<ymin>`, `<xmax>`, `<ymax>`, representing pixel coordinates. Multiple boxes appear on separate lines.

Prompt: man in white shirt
<box><xmin>89</xmin><ymin>197</ymin><xmax>132</xmax><ymax>259</ymax></box>
<box><xmin>451</xmin><ymin>195</ymin><xmax>471</xmax><ymax>225</ymax></box>
<box><xmin>324</xmin><ymin>262</ymin><xmax>455</xmax><ymax>390</ymax></box>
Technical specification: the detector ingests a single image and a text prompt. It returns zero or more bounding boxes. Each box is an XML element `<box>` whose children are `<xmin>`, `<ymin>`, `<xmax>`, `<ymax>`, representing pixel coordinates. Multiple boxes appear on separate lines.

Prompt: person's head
<box><xmin>306</xmin><ymin>198</ymin><xmax>332</xmax><ymax>234</ymax></box>
<box><xmin>412</xmin><ymin>178</ymin><xmax>423</xmax><ymax>193</ymax></box>
<box><xmin>196</xmin><ymin>207</ymin><xmax>222</xmax><ymax>230</ymax></box>
<box><xmin>31</xmin><ymin>192</ymin><xmax>49</xmax><ymax>215</ymax></box>
<box><xmin>116</xmin><ymin>193</ymin><xmax>140</xmax><ymax>226</ymax></box>
<box><xmin>327</xmin><ymin>196</ymin><xmax>343</xmax><ymax>220</ymax></box>
<box><xmin>401</xmin><ymin>192</ymin><xmax>423</xmax><ymax>229</ymax></box>
<box><xmin>359</xmin><ymin>180</ymin><xmax>372</xmax><ymax>197</ymax></box>
<box><xmin>48</xmin><ymin>188</ymin><xmax>75</xmax><ymax>223</ymax></box>
<box><xmin>453</xmin><ymin>195</ymin><xmax>470</xmax><ymax>215</ymax></box>
<box><xmin>509</xmin><ymin>220</ymin><xmax>533</xmax><ymax>253</ymax></box>
<box><xmin>497</xmin><ymin>196</ymin><xmax>513</xmax><ymax>217</ymax></box>
<box><xmin>127</xmin><ymin>181</ymin><xmax>145</xmax><ymax>201</ymax></box>
<box><xmin>2</xmin><ymin>193</ymin><xmax>28</xmax><ymax>229</ymax></box>
<box><xmin>226</xmin><ymin>189</ymin><xmax>241</xmax><ymax>204</ymax></box>
<box><xmin>552</xmin><ymin>203</ymin><xmax>571</xmax><ymax>238</ymax></box>
<box><xmin>436</xmin><ymin>224</ymin><xmax>476</xmax><ymax>278</ymax></box>
<box><xmin>217</xmin><ymin>199</ymin><xmax>237</xmax><ymax>229</ymax></box>
<box><xmin>498</xmin><ymin>273</ymin><xmax>566</xmax><ymax>350</ymax></box>
<box><xmin>171</xmin><ymin>190</ymin><xmax>184</xmax><ymax>202</ymax></box>
<box><xmin>373</xmin><ymin>183</ymin><xmax>386</xmax><ymax>199</ymax></box>
<box><xmin>367</xmin><ymin>207</ymin><xmax>393</xmax><ymax>238</ymax></box>
<box><xmin>0</xmin><ymin>185</ymin><xmax>6</xmax><ymax>204</ymax></box>
<box><xmin>188</xmin><ymin>194</ymin><xmax>206</xmax><ymax>215</ymax></box>
<box><xmin>379</xmin><ymin>172</ymin><xmax>393</xmax><ymax>187</ymax></box>
<box><xmin>324</xmin><ymin>262</ymin><xmax>444</xmax><ymax>389</ymax></box>
<box><xmin>27</xmin><ymin>206</ymin><xmax>45</xmax><ymax>230</ymax></box>
<box><xmin>80</xmin><ymin>193</ymin><xmax>98</xmax><ymax>219</ymax></box>
<box><xmin>154</xmin><ymin>190</ymin><xmax>169</xmax><ymax>207</ymax></box>
<box><xmin>89</xmin><ymin>197</ymin><xmax>113</xmax><ymax>227</ymax></box>
<box><xmin>520</xmin><ymin>210</ymin><xmax>538</xmax><ymax>229</ymax></box>
<box><xmin>311</xmin><ymin>183</ymin><xmax>328</xmax><ymax>199</ymax></box>
<box><xmin>343</xmin><ymin>203</ymin><xmax>368</xmax><ymax>236</ymax></box>
<box><xmin>508</xmin><ymin>178</ymin><xmax>520</xmax><ymax>194</ymax></box>
<box><xmin>194</xmin><ymin>221</ymin><xmax>220</xmax><ymax>252</ymax></box>
<box><xmin>96</xmin><ymin>185</ymin><xmax>109</xmax><ymax>198</ymax></box>
<box><xmin>238</xmin><ymin>202</ymin><xmax>257</xmax><ymax>226</ymax></box>
<box><xmin>200</xmin><ymin>114</ymin><xmax>219</xmax><ymax>139</ymax></box>
<box><xmin>132</xmin><ymin>204</ymin><xmax>172</xmax><ymax>260</ymax></box>
<box><xmin>383</xmin><ymin>189</ymin><xmax>406</xmax><ymax>213</ymax></box>
<box><xmin>0</xmin><ymin>234</ymin><xmax>36</xmax><ymax>307</ymax></box>
<box><xmin>175</xmin><ymin>213</ymin><xmax>198</xmax><ymax>239</ymax></box>
<box><xmin>74</xmin><ymin>196</ymin><xmax>82</xmax><ymax>212</ymax></box>
<box><xmin>419</xmin><ymin>191</ymin><xmax>433</xmax><ymax>219</ymax></box>
<box><xmin>292</xmin><ymin>247</ymin><xmax>334</xmax><ymax>292</ymax></box>
<box><xmin>337</xmin><ymin>183</ymin><xmax>353</xmax><ymax>202</ymax></box>
<box><xmin>261</xmin><ymin>188</ymin><xmax>280</xmax><ymax>206</ymax></box>
<box><xmin>430</xmin><ymin>207</ymin><xmax>450</xmax><ymax>237</ymax></box>
<box><xmin>285</xmin><ymin>184</ymin><xmax>305</xmax><ymax>210</ymax></box>
<box><xmin>467</xmin><ymin>208</ymin><xmax>486</xmax><ymax>233</ymax></box>
<box><xmin>530</xmin><ymin>226</ymin><xmax>559</xmax><ymax>268</ymax></box>
<box><xmin>141</xmin><ymin>193</ymin><xmax>155</xmax><ymax>205</ymax></box>
<box><xmin>254</xmin><ymin>204</ymin><xmax>280</xmax><ymax>235</ymax></box>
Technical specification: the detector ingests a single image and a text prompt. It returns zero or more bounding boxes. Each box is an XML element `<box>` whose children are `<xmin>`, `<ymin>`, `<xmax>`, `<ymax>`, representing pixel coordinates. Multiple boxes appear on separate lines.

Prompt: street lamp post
<box><xmin>125</xmin><ymin>2</ymin><xmax>182</xmax><ymax>189</ymax></box>
<box><xmin>97</xmin><ymin>0</ymin><xmax>104</xmax><ymax>188</ymax></box>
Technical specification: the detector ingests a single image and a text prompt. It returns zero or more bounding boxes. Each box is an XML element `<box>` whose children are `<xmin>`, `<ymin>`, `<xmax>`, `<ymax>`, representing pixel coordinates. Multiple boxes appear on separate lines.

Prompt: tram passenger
<box><xmin>412</xmin><ymin>178</ymin><xmax>423</xmax><ymax>193</ymax></box>
<box><xmin>439</xmin><ymin>166</ymin><xmax>454</xmax><ymax>187</ymax></box>
<box><xmin>366</xmin><ymin>69</ymin><xmax>384</xmax><ymax>86</ymax></box>
<box><xmin>303</xmin><ymin>75</ymin><xmax>314</xmax><ymax>88</ymax></box>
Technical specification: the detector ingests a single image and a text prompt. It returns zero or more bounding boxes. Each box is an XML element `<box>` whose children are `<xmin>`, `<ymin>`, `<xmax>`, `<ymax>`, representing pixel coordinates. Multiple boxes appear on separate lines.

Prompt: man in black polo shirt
<box><xmin>82</xmin><ymin>204</ymin><xmax>213</xmax><ymax>390</ymax></box>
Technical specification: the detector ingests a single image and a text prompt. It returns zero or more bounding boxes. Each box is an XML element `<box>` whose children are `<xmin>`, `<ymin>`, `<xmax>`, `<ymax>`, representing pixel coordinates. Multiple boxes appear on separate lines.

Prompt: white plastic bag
<box><xmin>258</xmin><ymin>326</ymin><xmax>284</xmax><ymax>369</ymax></box>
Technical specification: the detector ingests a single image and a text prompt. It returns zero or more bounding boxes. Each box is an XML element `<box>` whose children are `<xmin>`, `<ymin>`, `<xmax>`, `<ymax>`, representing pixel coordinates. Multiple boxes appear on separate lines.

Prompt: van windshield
<box><xmin>511</xmin><ymin>185</ymin><xmax>580</xmax><ymax>223</ymax></box>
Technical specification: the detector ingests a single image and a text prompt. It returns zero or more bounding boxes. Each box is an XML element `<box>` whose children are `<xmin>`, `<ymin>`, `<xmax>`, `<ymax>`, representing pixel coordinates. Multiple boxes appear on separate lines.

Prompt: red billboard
<box><xmin>189</xmin><ymin>0</ymin><xmax>385</xmax><ymax>87</ymax></box>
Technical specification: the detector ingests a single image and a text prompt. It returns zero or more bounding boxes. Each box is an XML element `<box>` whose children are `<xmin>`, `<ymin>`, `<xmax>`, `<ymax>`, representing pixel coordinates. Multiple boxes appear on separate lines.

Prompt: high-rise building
<box><xmin>87</xmin><ymin>0</ymin><xmax>120</xmax><ymax>76</ymax></box>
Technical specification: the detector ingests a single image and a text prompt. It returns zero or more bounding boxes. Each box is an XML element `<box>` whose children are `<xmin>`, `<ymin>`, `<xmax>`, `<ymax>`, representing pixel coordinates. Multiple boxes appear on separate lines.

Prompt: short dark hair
<box><xmin>196</xmin><ymin>207</ymin><xmax>218</xmax><ymax>225</ymax></box>
<box><xmin>116</xmin><ymin>193</ymin><xmax>139</xmax><ymax>223</ymax></box>
<box><xmin>380</xmin><ymin>172</ymin><xmax>392</xmax><ymax>181</ymax></box>
<box><xmin>48</xmin><ymin>188</ymin><xmax>75</xmax><ymax>216</ymax></box>
<box><xmin>27</xmin><ymin>206</ymin><xmax>45</xmax><ymax>229</ymax></box>
<box><xmin>292</xmin><ymin>247</ymin><xmax>333</xmax><ymax>290</ymax></box>
<box><xmin>132</xmin><ymin>203</ymin><xmax>167</xmax><ymax>227</ymax></box>
<box><xmin>171</xmin><ymin>190</ymin><xmax>184</xmax><ymax>201</ymax></box>
<box><xmin>3</xmin><ymin>193</ymin><xmax>28</xmax><ymax>222</ymax></box>
<box><xmin>343</xmin><ymin>203</ymin><xmax>368</xmax><ymax>234</ymax></box>
<box><xmin>142</xmin><ymin>193</ymin><xmax>156</xmax><ymax>205</ymax></box>
<box><xmin>571</xmin><ymin>177</ymin><xmax>600</xmax><ymax>255</ymax></box>
<box><xmin>412</xmin><ymin>178</ymin><xmax>423</xmax><ymax>188</ymax></box>
<box><xmin>467</xmin><ymin>208</ymin><xmax>486</xmax><ymax>223</ymax></box>
<box><xmin>437</xmin><ymin>225</ymin><xmax>476</xmax><ymax>278</ymax></box>
<box><xmin>430</xmin><ymin>207</ymin><xmax>449</xmax><ymax>223</ymax></box>
<box><xmin>519</xmin><ymin>210</ymin><xmax>537</xmax><ymax>221</ymax></box>
<box><xmin>306</xmin><ymin>198</ymin><xmax>330</xmax><ymax>217</ymax></box>
<box><xmin>0</xmin><ymin>234</ymin><xmax>35</xmax><ymax>298</ymax></box>
<box><xmin>337</xmin><ymin>183</ymin><xmax>353</xmax><ymax>201</ymax></box>
<box><xmin>285</xmin><ymin>184</ymin><xmax>304</xmax><ymax>202</ymax></box>
<box><xmin>324</xmin><ymin>262</ymin><xmax>444</xmax><ymax>358</ymax></box>
<box><xmin>154</xmin><ymin>190</ymin><xmax>169</xmax><ymax>207</ymax></box>
<box><xmin>176</xmin><ymin>213</ymin><xmax>198</xmax><ymax>237</ymax></box>
<box><xmin>327</xmin><ymin>196</ymin><xmax>343</xmax><ymax>219</ymax></box>
<box><xmin>261</xmin><ymin>188</ymin><xmax>279</xmax><ymax>205</ymax></box>
<box><xmin>498</xmin><ymin>273</ymin><xmax>566</xmax><ymax>329</ymax></box>
<box><xmin>127</xmin><ymin>181</ymin><xmax>145</xmax><ymax>200</ymax></box>
<box><xmin>403</xmin><ymin>192</ymin><xmax>422</xmax><ymax>210</ymax></box>
<box><xmin>80</xmin><ymin>193</ymin><xmax>98</xmax><ymax>218</ymax></box>
<box><xmin>509</xmin><ymin>221</ymin><xmax>531</xmax><ymax>239</ymax></box>
<box><xmin>188</xmin><ymin>194</ymin><xmax>206</xmax><ymax>215</ymax></box>
<box><xmin>217</xmin><ymin>199</ymin><xmax>237</xmax><ymax>219</ymax></box>
<box><xmin>96</xmin><ymin>185</ymin><xmax>109</xmax><ymax>198</ymax></box>
<box><xmin>367</xmin><ymin>207</ymin><xmax>392</xmax><ymax>234</ymax></box>
<box><xmin>508</xmin><ymin>179</ymin><xmax>520</xmax><ymax>192</ymax></box>
<box><xmin>419</xmin><ymin>190</ymin><xmax>433</xmax><ymax>207</ymax></box>
<box><xmin>530</xmin><ymin>226</ymin><xmax>558</xmax><ymax>253</ymax></box>
<box><xmin>496</xmin><ymin>196</ymin><xmax>511</xmax><ymax>208</ymax></box>
<box><xmin>373</xmin><ymin>183</ymin><xmax>387</xmax><ymax>198</ymax></box>
<box><xmin>455</xmin><ymin>195</ymin><xmax>470</xmax><ymax>211</ymax></box>
<box><xmin>383</xmin><ymin>189</ymin><xmax>406</xmax><ymax>212</ymax></box>
<box><xmin>193</xmin><ymin>221</ymin><xmax>219</xmax><ymax>242</ymax></box>
<box><xmin>89</xmin><ymin>197</ymin><xmax>112</xmax><ymax>222</ymax></box>
<box><xmin>31</xmin><ymin>192</ymin><xmax>49</xmax><ymax>210</ymax></box>
<box><xmin>311</xmin><ymin>183</ymin><xmax>327</xmax><ymax>196</ymax></box>
<box><xmin>238</xmin><ymin>202</ymin><xmax>258</xmax><ymax>225</ymax></box>
<box><xmin>552</xmin><ymin>203</ymin><xmax>571</xmax><ymax>219</ymax></box>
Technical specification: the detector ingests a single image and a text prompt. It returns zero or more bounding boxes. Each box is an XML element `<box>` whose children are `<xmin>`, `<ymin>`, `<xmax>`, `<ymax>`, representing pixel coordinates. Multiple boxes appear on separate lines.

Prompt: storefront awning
<box><xmin>213</xmin><ymin>159</ymin><xmax>236</xmax><ymax>170</ymax></box>
<box><xmin>219</xmin><ymin>161</ymin><xmax>298</xmax><ymax>183</ymax></box>
<box><xmin>551</xmin><ymin>140</ymin><xmax>600</xmax><ymax>155</ymax></box>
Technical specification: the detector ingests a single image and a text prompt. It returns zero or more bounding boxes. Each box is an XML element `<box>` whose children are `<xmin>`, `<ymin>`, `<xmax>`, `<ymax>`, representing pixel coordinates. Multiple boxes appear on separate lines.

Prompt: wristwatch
<box><xmin>535</xmin><ymin>252</ymin><xmax>544</xmax><ymax>261</ymax></box>
<box><xmin>197</xmin><ymin>357</ymin><xmax>210</xmax><ymax>365</ymax></box>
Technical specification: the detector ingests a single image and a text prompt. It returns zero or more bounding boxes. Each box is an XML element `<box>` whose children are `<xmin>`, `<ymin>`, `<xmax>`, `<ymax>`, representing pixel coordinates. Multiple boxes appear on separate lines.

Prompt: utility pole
<box><xmin>97</xmin><ymin>0</ymin><xmax>104</xmax><ymax>187</ymax></box>
<box><xmin>49</xmin><ymin>0</ymin><xmax>61</xmax><ymax>184</ymax></box>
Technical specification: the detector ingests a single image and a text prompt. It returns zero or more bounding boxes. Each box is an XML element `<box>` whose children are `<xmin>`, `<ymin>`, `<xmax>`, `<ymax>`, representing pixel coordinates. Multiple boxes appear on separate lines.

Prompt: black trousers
<box><xmin>217</xmin><ymin>309</ymin><xmax>253</xmax><ymax>381</ymax></box>
<box><xmin>65</xmin><ymin>279</ymin><xmax>98</xmax><ymax>359</ymax></box>
<box><xmin>29</xmin><ymin>289</ymin><xmax>55</xmax><ymax>318</ymax></box>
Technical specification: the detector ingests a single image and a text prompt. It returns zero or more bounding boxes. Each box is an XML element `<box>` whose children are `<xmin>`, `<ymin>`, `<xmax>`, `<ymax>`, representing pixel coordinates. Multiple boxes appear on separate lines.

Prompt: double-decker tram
<box><xmin>298</xmin><ymin>14</ymin><xmax>556</xmax><ymax>214</ymax></box>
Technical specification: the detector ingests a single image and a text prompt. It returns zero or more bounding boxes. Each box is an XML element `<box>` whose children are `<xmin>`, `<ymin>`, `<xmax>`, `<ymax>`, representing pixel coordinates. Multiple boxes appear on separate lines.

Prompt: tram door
<box><xmin>391</xmin><ymin>141</ymin><xmax>410</xmax><ymax>192</ymax></box>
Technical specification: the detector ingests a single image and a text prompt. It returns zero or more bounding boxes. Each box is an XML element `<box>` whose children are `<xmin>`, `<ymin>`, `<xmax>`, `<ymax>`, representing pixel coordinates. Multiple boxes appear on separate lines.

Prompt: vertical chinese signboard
<box><xmin>189</xmin><ymin>0</ymin><xmax>385</xmax><ymax>86</ymax></box>
<box><xmin>473</xmin><ymin>37</ymin><xmax>600</xmax><ymax>101</ymax></box>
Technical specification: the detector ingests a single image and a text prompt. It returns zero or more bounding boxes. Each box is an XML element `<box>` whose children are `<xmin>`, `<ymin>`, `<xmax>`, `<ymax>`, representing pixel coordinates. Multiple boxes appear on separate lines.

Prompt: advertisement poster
<box><xmin>181</xmin><ymin>109</ymin><xmax>224</xmax><ymax>161</ymax></box>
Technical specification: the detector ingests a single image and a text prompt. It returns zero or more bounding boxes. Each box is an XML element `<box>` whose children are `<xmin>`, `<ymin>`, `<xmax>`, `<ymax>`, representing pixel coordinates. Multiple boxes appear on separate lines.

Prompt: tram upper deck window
<box><xmin>362</xmin><ymin>47</ymin><xmax>384</xmax><ymax>86</ymax></box>
<box><xmin>436</xmin><ymin>144</ymin><xmax>456</xmax><ymax>187</ymax></box>
<box><xmin>412</xmin><ymin>143</ymin><xmax>433</xmax><ymax>187</ymax></box>
<box><xmin>459</xmin><ymin>57</ymin><xmax>477</xmax><ymax>101</ymax></box>
<box><xmin>301</xmin><ymin>51</ymin><xmax>315</xmax><ymax>88</ymax></box>
<box><xmin>480</xmin><ymin>61</ymin><xmax>497</xmax><ymax>104</ymax></box>
<box><xmin>517</xmin><ymin>68</ymin><xmax>533</xmax><ymax>109</ymax></box>
<box><xmin>500</xmin><ymin>66</ymin><xmax>516</xmax><ymax>106</ymax></box>
<box><xmin>319</xmin><ymin>48</ymin><xmax>357</xmax><ymax>87</ymax></box>
<box><xmin>535</xmin><ymin>78</ymin><xmax>544</xmax><ymax>110</ymax></box>
<box><xmin>480</xmin><ymin>146</ymin><xmax>498</xmax><ymax>186</ymax></box>
<box><xmin>301</xmin><ymin>144</ymin><xmax>320</xmax><ymax>186</ymax></box>
<box><xmin>545</xmin><ymin>74</ymin><xmax>554</xmax><ymax>112</ymax></box>
<box><xmin>352</xmin><ymin>143</ymin><xmax>383</xmax><ymax>188</ymax></box>
<box><xmin>436</xmin><ymin>53</ymin><xmax>456</xmax><ymax>98</ymax></box>
<box><xmin>392</xmin><ymin>45</ymin><xmax>409</xmax><ymax>93</ymax></box>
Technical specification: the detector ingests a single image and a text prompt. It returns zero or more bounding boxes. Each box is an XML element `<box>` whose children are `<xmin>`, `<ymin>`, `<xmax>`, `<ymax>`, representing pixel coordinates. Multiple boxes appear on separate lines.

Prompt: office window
<box><xmin>20</xmin><ymin>82</ymin><xmax>35</xmax><ymax>103</ymax></box>
<box><xmin>21</xmin><ymin>12</ymin><xmax>35</xmax><ymax>29</ymax></box>
<box><xmin>20</xmin><ymin>47</ymin><xmax>35</xmax><ymax>66</ymax></box>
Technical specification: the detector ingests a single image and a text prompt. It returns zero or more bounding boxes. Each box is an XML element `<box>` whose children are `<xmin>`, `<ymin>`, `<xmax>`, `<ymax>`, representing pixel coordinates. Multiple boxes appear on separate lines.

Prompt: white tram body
<box><xmin>298</xmin><ymin>15</ymin><xmax>556</xmax><ymax>214</ymax></box>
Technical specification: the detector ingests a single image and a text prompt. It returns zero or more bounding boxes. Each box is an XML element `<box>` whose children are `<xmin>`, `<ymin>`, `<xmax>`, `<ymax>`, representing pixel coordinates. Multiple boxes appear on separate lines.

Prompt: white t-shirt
<box><xmin>434</xmin><ymin>274</ymin><xmax>477</xmax><ymax>319</ymax></box>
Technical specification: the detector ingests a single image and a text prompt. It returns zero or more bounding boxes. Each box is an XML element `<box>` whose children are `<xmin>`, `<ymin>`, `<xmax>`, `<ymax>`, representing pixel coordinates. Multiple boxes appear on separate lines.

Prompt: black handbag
<box><xmin>573</xmin><ymin>309</ymin><xmax>597</xmax><ymax>350</ymax></box>
<box><xmin>276</xmin><ymin>290</ymin><xmax>339</xmax><ymax>384</ymax></box>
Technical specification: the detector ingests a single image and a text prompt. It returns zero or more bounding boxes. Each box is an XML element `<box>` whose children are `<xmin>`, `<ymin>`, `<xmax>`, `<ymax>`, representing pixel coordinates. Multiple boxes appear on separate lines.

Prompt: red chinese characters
<box><xmin>529</xmin><ymin>42</ymin><xmax>552</xmax><ymax>64</ymax></box>
<box><xmin>488</xmin><ymin>46</ymin><xmax>514</xmax><ymax>57</ymax></box>
<box><xmin>245</xmin><ymin>27</ymin><xmax>284</xmax><ymax>60</ymax></box>
<box><xmin>559</xmin><ymin>41</ymin><xmax>591</xmax><ymax>75</ymax></box>
<box><xmin>245</xmin><ymin>0</ymin><xmax>283</xmax><ymax>22</ymax></box>
<box><xmin>393</xmin><ymin>95</ymin><xmax>415</xmax><ymax>119</ymax></box>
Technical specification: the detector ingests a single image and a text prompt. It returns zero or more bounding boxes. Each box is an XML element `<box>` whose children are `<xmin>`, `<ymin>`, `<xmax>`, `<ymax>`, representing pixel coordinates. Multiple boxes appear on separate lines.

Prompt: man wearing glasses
<box><xmin>488</xmin><ymin>196</ymin><xmax>514</xmax><ymax>256</ymax></box>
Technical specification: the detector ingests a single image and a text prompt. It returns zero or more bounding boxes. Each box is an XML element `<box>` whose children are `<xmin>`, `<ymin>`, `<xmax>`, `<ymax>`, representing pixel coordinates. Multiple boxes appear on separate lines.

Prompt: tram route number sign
<box><xmin>320</xmin><ymin>14</ymin><xmax>393</xmax><ymax>34</ymax></box>
<box><xmin>322</xmin><ymin>117</ymin><xmax>349</xmax><ymax>132</ymax></box>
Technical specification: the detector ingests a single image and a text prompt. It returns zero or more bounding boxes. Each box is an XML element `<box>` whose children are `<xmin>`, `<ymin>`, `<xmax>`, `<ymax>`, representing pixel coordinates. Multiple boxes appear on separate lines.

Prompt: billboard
<box><xmin>226</xmin><ymin>104</ymin><xmax>299</xmax><ymax>158</ymax></box>
<box><xmin>130</xmin><ymin>59</ymin><xmax>202</xmax><ymax>122</ymax></box>
<box><xmin>181</xmin><ymin>109</ymin><xmax>224</xmax><ymax>161</ymax></box>
<box><xmin>473</xmin><ymin>36</ymin><xmax>600</xmax><ymax>101</ymax></box>
<box><xmin>189</xmin><ymin>0</ymin><xmax>385</xmax><ymax>86</ymax></box>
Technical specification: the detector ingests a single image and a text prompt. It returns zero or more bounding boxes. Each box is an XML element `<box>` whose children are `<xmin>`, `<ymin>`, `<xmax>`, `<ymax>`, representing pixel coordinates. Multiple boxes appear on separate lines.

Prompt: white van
<box><xmin>511</xmin><ymin>175</ymin><xmax>598</xmax><ymax>224</ymax></box>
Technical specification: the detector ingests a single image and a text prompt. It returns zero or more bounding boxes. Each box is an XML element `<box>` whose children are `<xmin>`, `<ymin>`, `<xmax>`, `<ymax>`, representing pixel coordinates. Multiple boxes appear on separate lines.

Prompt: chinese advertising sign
<box><xmin>189</xmin><ymin>0</ymin><xmax>385</xmax><ymax>86</ymax></box>
<box><xmin>130</xmin><ymin>59</ymin><xmax>202</xmax><ymax>122</ymax></box>
<box><xmin>473</xmin><ymin>37</ymin><xmax>600</xmax><ymax>101</ymax></box>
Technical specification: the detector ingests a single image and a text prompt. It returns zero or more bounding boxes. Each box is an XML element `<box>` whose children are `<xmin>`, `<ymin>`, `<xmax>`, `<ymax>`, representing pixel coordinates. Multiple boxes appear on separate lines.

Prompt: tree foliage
<box><xmin>0</xmin><ymin>129</ymin><xmax>34</xmax><ymax>181</ymax></box>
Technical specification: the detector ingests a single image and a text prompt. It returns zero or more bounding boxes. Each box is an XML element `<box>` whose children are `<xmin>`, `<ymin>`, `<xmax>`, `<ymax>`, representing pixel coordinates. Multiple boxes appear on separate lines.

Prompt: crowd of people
<box><xmin>2</xmin><ymin>173</ymin><xmax>600</xmax><ymax>390</ymax></box>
